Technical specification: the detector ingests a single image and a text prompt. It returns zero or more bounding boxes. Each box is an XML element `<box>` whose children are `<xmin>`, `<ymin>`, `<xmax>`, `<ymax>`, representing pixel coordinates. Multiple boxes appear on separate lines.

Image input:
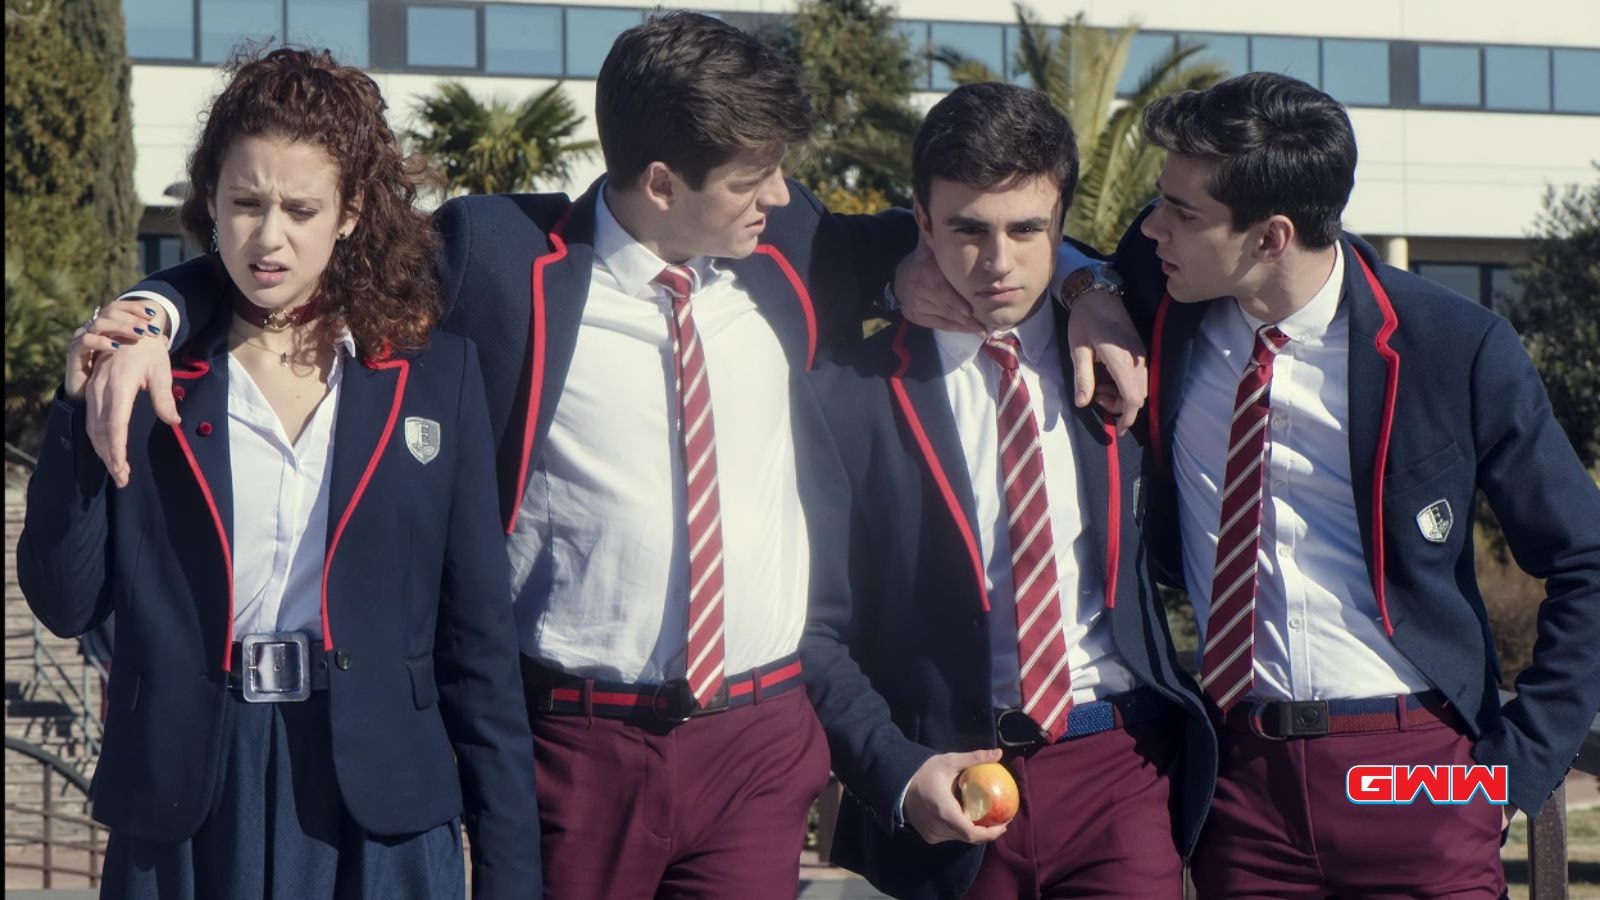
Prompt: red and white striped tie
<box><xmin>657</xmin><ymin>265</ymin><xmax>726</xmax><ymax>708</ymax></box>
<box><xmin>982</xmin><ymin>335</ymin><xmax>1072</xmax><ymax>742</ymax></box>
<box><xmin>1200</xmin><ymin>325</ymin><xmax>1290</xmax><ymax>712</ymax></box>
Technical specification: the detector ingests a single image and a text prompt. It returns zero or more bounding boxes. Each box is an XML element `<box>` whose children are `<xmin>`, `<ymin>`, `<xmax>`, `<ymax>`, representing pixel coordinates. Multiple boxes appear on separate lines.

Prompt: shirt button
<box><xmin>1271</xmin><ymin>479</ymin><xmax>1286</xmax><ymax>492</ymax></box>
<box><xmin>1278</xmin><ymin>544</ymin><xmax>1291</xmax><ymax>558</ymax></box>
<box><xmin>1289</xmin><ymin>617</ymin><xmax>1302</xmax><ymax>630</ymax></box>
<box><xmin>334</xmin><ymin>648</ymin><xmax>352</xmax><ymax>671</ymax></box>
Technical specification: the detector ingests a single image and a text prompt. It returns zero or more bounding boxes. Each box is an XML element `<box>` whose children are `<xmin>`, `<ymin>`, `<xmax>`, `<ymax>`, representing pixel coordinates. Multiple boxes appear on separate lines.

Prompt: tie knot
<box><xmin>654</xmin><ymin>265</ymin><xmax>698</xmax><ymax>306</ymax></box>
<box><xmin>981</xmin><ymin>335</ymin><xmax>1022</xmax><ymax>371</ymax></box>
<box><xmin>1252</xmin><ymin>326</ymin><xmax>1290</xmax><ymax>366</ymax></box>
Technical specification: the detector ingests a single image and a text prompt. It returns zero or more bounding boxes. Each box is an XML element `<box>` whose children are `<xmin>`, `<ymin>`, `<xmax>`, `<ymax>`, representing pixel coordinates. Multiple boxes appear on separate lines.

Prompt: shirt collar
<box><xmin>594</xmin><ymin>182</ymin><xmax>719</xmax><ymax>300</ymax></box>
<box><xmin>334</xmin><ymin>328</ymin><xmax>357</xmax><ymax>359</ymax></box>
<box><xmin>1237</xmin><ymin>241</ymin><xmax>1345</xmax><ymax>346</ymax></box>
<box><xmin>933</xmin><ymin>293</ymin><xmax>1057</xmax><ymax>372</ymax></box>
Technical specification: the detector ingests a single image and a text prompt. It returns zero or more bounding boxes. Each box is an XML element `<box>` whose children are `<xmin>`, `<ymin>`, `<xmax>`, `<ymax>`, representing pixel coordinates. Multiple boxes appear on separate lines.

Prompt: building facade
<box><xmin>125</xmin><ymin>0</ymin><xmax>1600</xmax><ymax>308</ymax></box>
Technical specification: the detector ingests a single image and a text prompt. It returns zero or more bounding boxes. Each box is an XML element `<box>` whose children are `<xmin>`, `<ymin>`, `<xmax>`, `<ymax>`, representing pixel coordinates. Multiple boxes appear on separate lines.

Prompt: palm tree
<box><xmin>938</xmin><ymin>6</ymin><xmax>1226</xmax><ymax>251</ymax></box>
<box><xmin>406</xmin><ymin>81</ymin><xmax>598</xmax><ymax>196</ymax></box>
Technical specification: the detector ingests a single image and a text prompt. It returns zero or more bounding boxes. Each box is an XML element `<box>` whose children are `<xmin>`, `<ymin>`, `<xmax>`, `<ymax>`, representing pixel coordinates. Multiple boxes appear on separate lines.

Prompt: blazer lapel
<box><xmin>326</xmin><ymin>355</ymin><xmax>405</xmax><ymax>550</ymax></box>
<box><xmin>501</xmin><ymin>183</ymin><xmax>597</xmax><ymax>531</ymax></box>
<box><xmin>884</xmin><ymin>319</ymin><xmax>989</xmax><ymax>609</ymax></box>
<box><xmin>1054</xmin><ymin>308</ymin><xmax>1114</xmax><ymax>588</ymax></box>
<box><xmin>729</xmin><ymin>245</ymin><xmax>817</xmax><ymax>372</ymax></box>
<box><xmin>1149</xmin><ymin>294</ymin><xmax>1207</xmax><ymax>477</ymax></box>
<box><xmin>1342</xmin><ymin>235</ymin><xmax>1405</xmax><ymax>634</ymax></box>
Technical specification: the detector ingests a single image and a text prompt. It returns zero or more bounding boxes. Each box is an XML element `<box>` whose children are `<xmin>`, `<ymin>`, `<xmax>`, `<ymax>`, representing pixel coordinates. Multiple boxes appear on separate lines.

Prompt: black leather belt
<box><xmin>1220</xmin><ymin>691</ymin><xmax>1456</xmax><ymax>741</ymax></box>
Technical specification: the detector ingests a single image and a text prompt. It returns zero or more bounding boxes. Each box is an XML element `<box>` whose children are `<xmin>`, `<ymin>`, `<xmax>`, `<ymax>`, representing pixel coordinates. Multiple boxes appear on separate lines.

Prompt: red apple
<box><xmin>957</xmin><ymin>762</ymin><xmax>1019</xmax><ymax>826</ymax></box>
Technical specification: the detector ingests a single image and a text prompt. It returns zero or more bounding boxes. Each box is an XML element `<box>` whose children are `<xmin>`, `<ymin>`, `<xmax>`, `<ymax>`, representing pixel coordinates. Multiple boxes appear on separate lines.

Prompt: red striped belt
<box><xmin>521</xmin><ymin>652</ymin><xmax>804</xmax><ymax>725</ymax></box>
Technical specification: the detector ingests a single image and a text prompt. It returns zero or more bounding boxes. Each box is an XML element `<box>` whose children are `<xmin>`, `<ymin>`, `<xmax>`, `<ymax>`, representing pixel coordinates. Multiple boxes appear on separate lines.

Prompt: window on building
<box><xmin>1004</xmin><ymin>25</ymin><xmax>1057</xmax><ymax>85</ymax></box>
<box><xmin>287</xmin><ymin>0</ymin><xmax>368</xmax><ymax>67</ymax></box>
<box><xmin>931</xmin><ymin>23</ymin><xmax>1004</xmax><ymax>90</ymax></box>
<box><xmin>1485</xmin><ymin>46</ymin><xmax>1550</xmax><ymax>111</ymax></box>
<box><xmin>896</xmin><ymin>21</ymin><xmax>931</xmax><ymax>89</ymax></box>
<box><xmin>1181</xmin><ymin>32</ymin><xmax>1248</xmax><ymax>78</ymax></box>
<box><xmin>1414</xmin><ymin>262</ymin><xmax>1486</xmax><ymax>304</ymax></box>
<box><xmin>1419</xmin><ymin>44</ymin><xmax>1481</xmax><ymax>106</ymax></box>
<box><xmin>138</xmin><ymin>235</ymin><xmax>199</xmax><ymax>276</ymax></box>
<box><xmin>200</xmin><ymin>0</ymin><xmax>280</xmax><ymax>63</ymax></box>
<box><xmin>485</xmin><ymin>5</ymin><xmax>562</xmax><ymax>76</ymax></box>
<box><xmin>1322</xmin><ymin>39</ymin><xmax>1389</xmax><ymax>105</ymax></box>
<box><xmin>565</xmin><ymin>8</ymin><xmax>642</xmax><ymax>78</ymax></box>
<box><xmin>1118</xmin><ymin>33</ymin><xmax>1177</xmax><ymax>94</ymax></box>
<box><xmin>1489</xmin><ymin>266</ymin><xmax>1523</xmax><ymax>311</ymax></box>
<box><xmin>406</xmin><ymin>6</ymin><xmax>477</xmax><ymax>69</ymax></box>
<box><xmin>126</xmin><ymin>0</ymin><xmax>194</xmax><ymax>60</ymax></box>
<box><xmin>1553</xmin><ymin>48</ymin><xmax>1600</xmax><ymax>114</ymax></box>
<box><xmin>1251</xmin><ymin>35</ymin><xmax>1319</xmax><ymax>86</ymax></box>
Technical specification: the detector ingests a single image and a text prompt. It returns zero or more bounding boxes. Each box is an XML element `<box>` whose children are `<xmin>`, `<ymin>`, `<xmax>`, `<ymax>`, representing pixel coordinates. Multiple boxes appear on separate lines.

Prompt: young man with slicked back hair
<box><xmin>1117</xmin><ymin>71</ymin><xmax>1600</xmax><ymax>898</ymax></box>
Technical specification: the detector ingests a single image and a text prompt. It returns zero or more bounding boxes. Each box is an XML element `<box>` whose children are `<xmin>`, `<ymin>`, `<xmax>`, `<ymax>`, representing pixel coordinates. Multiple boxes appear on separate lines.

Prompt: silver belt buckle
<box><xmin>241</xmin><ymin>632</ymin><xmax>312</xmax><ymax>703</ymax></box>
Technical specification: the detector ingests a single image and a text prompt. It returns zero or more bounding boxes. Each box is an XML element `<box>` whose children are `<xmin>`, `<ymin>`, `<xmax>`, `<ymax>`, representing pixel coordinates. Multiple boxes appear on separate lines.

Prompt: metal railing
<box><xmin>4</xmin><ymin>736</ymin><xmax>105</xmax><ymax>889</ymax></box>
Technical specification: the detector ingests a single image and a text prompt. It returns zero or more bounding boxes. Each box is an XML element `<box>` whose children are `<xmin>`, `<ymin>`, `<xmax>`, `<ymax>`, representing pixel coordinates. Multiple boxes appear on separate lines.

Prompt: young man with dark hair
<box><xmin>1117</xmin><ymin>71</ymin><xmax>1600</xmax><ymax>897</ymax></box>
<box><xmin>800</xmin><ymin>81</ymin><xmax>1215</xmax><ymax>900</ymax></box>
<box><xmin>75</xmin><ymin>16</ymin><xmax>1148</xmax><ymax>898</ymax></box>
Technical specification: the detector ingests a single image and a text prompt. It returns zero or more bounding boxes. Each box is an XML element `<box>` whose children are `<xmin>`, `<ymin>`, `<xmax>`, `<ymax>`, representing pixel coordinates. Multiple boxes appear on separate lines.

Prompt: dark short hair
<box><xmin>181</xmin><ymin>46</ymin><xmax>439</xmax><ymax>357</ymax></box>
<box><xmin>1142</xmin><ymin>71</ymin><xmax>1356</xmax><ymax>248</ymax></box>
<box><xmin>912</xmin><ymin>82</ymin><xmax>1078</xmax><ymax>210</ymax></box>
<box><xmin>596</xmin><ymin>12</ymin><xmax>814</xmax><ymax>189</ymax></box>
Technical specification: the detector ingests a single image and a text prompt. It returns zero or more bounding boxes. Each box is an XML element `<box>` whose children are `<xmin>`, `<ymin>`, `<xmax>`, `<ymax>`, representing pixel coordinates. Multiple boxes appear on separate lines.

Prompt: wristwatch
<box><xmin>1058</xmin><ymin>261</ymin><xmax>1125</xmax><ymax>310</ymax></box>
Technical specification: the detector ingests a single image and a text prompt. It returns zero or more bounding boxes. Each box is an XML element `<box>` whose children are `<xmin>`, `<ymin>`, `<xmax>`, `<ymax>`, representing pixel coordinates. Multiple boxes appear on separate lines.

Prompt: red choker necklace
<box><xmin>231</xmin><ymin>292</ymin><xmax>323</xmax><ymax>330</ymax></box>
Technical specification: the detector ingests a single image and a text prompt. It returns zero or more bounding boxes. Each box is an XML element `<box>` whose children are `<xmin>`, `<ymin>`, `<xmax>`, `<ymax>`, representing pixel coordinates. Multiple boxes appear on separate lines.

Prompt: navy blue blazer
<box><xmin>796</xmin><ymin>303</ymin><xmax>1218</xmax><ymax>900</ymax></box>
<box><xmin>18</xmin><ymin>312</ymin><xmax>542</xmax><ymax>898</ymax></box>
<box><xmin>130</xmin><ymin>179</ymin><xmax>916</xmax><ymax>535</ymax></box>
<box><xmin>1118</xmin><ymin>208</ymin><xmax>1600</xmax><ymax>817</ymax></box>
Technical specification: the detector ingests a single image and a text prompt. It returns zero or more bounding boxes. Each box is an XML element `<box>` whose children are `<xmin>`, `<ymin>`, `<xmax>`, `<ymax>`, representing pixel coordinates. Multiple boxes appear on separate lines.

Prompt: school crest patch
<box><xmin>1415</xmin><ymin>499</ymin><xmax>1453</xmax><ymax>543</ymax></box>
<box><xmin>404</xmin><ymin>416</ymin><xmax>441</xmax><ymax>465</ymax></box>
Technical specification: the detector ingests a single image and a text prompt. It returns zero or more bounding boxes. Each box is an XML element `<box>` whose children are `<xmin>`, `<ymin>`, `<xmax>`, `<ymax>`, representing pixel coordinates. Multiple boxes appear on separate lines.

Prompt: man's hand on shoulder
<box><xmin>902</xmin><ymin>748</ymin><xmax>1009</xmax><ymax>845</ymax></box>
<box><xmin>86</xmin><ymin>300</ymin><xmax>180</xmax><ymax>488</ymax></box>
<box><xmin>893</xmin><ymin>241</ymin><xmax>984</xmax><ymax>336</ymax></box>
<box><xmin>1066</xmin><ymin>289</ymin><xmax>1147</xmax><ymax>434</ymax></box>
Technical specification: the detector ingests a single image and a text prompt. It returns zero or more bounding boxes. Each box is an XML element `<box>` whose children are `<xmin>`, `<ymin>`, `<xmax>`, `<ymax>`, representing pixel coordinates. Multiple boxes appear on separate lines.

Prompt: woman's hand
<box><xmin>63</xmin><ymin>303</ymin><xmax>162</xmax><ymax>401</ymax></box>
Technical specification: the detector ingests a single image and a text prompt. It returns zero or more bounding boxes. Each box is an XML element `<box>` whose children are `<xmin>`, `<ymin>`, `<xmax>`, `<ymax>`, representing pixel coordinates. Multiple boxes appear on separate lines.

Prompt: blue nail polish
<box><xmin>133</xmin><ymin>326</ymin><xmax>145</xmax><ymax>335</ymax></box>
<box><xmin>149</xmin><ymin>325</ymin><xmax>162</xmax><ymax>335</ymax></box>
<box><xmin>144</xmin><ymin>307</ymin><xmax>157</xmax><ymax>317</ymax></box>
<box><xmin>111</xmin><ymin>341</ymin><xmax>121</xmax><ymax>349</ymax></box>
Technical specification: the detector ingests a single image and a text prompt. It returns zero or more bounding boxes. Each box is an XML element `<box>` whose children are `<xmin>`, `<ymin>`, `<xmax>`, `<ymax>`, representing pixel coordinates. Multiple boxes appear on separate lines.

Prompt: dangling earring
<box><xmin>210</xmin><ymin>226</ymin><xmax>219</xmax><ymax>253</ymax></box>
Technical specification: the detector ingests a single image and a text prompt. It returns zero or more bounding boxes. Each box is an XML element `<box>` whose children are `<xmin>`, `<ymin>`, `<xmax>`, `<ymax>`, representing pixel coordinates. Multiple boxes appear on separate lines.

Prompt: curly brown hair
<box><xmin>180</xmin><ymin>46</ymin><xmax>439</xmax><ymax>357</ymax></box>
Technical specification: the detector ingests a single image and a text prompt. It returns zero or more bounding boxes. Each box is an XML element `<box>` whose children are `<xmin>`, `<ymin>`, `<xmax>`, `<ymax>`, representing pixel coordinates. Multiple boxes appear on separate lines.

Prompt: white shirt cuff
<box><xmin>117</xmin><ymin>291</ymin><xmax>181</xmax><ymax>346</ymax></box>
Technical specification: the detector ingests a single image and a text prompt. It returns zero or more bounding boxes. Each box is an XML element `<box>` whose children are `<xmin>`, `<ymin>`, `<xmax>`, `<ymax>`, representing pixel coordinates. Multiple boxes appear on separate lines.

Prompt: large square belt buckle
<box><xmin>241</xmin><ymin>632</ymin><xmax>312</xmax><ymax>703</ymax></box>
<box><xmin>651</xmin><ymin>678</ymin><xmax>730</xmax><ymax>723</ymax></box>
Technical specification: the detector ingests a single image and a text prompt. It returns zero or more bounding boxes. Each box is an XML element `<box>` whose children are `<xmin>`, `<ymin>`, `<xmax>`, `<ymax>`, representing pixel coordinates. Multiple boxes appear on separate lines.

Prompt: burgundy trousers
<box><xmin>966</xmin><ymin>713</ymin><xmax>1184</xmax><ymax>899</ymax></box>
<box><xmin>529</xmin><ymin>685</ymin><xmax>831</xmax><ymax>900</ymax></box>
<box><xmin>1191</xmin><ymin>715</ymin><xmax>1505</xmax><ymax>899</ymax></box>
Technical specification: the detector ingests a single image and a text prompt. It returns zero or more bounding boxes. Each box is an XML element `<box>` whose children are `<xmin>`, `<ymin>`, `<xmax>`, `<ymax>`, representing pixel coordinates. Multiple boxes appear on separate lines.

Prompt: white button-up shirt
<box><xmin>1175</xmin><ymin>243</ymin><xmax>1431</xmax><ymax>701</ymax></box>
<box><xmin>226</xmin><ymin>331</ymin><xmax>355</xmax><ymax>637</ymax></box>
<box><xmin>508</xmin><ymin>191</ymin><xmax>809</xmax><ymax>683</ymax></box>
<box><xmin>934</xmin><ymin>304</ymin><xmax>1136</xmax><ymax>707</ymax></box>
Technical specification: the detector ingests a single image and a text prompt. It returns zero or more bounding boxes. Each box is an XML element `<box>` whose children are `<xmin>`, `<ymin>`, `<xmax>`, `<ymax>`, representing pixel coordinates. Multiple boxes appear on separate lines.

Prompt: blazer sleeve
<box><xmin>120</xmin><ymin>256</ymin><xmax>225</xmax><ymax>351</ymax></box>
<box><xmin>795</xmin><ymin>372</ymin><xmax>936</xmax><ymax>832</ymax></box>
<box><xmin>432</xmin><ymin>339</ymin><xmax>543</xmax><ymax>899</ymax></box>
<box><xmin>17</xmin><ymin>395</ymin><xmax>116</xmax><ymax>638</ymax></box>
<box><xmin>1467</xmin><ymin>316</ymin><xmax>1600</xmax><ymax>815</ymax></box>
<box><xmin>791</xmin><ymin>182</ymin><xmax>919</xmax><ymax>347</ymax></box>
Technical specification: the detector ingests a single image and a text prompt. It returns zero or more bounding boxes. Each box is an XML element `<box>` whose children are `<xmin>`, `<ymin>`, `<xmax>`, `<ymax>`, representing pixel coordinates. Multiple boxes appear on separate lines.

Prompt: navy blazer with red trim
<box><xmin>1117</xmin><ymin>206</ymin><xmax>1600</xmax><ymax>817</ymax></box>
<box><xmin>796</xmin><ymin>304</ymin><xmax>1217</xmax><ymax>900</ymax></box>
<box><xmin>18</xmin><ymin>314</ymin><xmax>542</xmax><ymax>899</ymax></box>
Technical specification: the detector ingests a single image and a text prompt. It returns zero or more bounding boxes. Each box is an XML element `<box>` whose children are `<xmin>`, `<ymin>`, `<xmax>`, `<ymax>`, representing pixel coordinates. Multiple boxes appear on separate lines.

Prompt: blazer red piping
<box><xmin>320</xmin><ymin>357</ymin><xmax>411</xmax><ymax>652</ymax></box>
<box><xmin>1353</xmin><ymin>250</ymin><xmax>1402</xmax><ymax>636</ymax></box>
<box><xmin>170</xmin><ymin>355</ymin><xmax>234</xmax><ymax>671</ymax></box>
<box><xmin>887</xmin><ymin>320</ymin><xmax>991</xmax><ymax>612</ymax></box>
<box><xmin>752</xmin><ymin>243</ymin><xmax>820</xmax><ymax>371</ymax></box>
<box><xmin>509</xmin><ymin>203</ymin><xmax>575</xmax><ymax>535</ymax></box>
<box><xmin>1100</xmin><ymin>416</ymin><xmax>1121</xmax><ymax>609</ymax></box>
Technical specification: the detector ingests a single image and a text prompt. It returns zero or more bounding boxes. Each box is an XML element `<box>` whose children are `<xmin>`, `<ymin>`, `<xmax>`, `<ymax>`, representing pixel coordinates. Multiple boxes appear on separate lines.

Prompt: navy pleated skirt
<box><xmin>99</xmin><ymin>691</ymin><xmax>465</xmax><ymax>900</ymax></box>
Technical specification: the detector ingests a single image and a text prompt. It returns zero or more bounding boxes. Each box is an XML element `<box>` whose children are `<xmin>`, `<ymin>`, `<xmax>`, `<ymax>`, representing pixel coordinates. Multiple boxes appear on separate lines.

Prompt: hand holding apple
<box><xmin>957</xmin><ymin>762</ymin><xmax>1020</xmax><ymax>826</ymax></box>
<box><xmin>903</xmin><ymin>749</ymin><xmax>1011</xmax><ymax>845</ymax></box>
